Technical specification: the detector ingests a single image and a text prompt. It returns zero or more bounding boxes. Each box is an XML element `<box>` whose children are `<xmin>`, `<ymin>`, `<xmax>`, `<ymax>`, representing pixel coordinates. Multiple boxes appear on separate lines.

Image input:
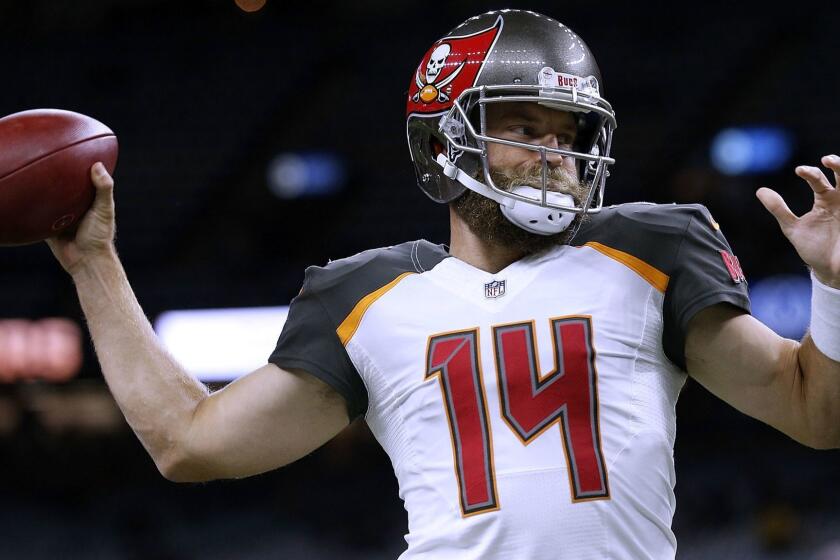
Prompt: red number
<box><xmin>493</xmin><ymin>317</ymin><xmax>609</xmax><ymax>501</ymax></box>
<box><xmin>425</xmin><ymin>329</ymin><xmax>499</xmax><ymax>516</ymax></box>
<box><xmin>426</xmin><ymin>317</ymin><xmax>609</xmax><ymax>517</ymax></box>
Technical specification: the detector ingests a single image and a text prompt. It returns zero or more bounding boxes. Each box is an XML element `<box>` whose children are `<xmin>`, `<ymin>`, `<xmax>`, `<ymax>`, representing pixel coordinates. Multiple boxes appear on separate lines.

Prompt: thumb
<box><xmin>756</xmin><ymin>187</ymin><xmax>797</xmax><ymax>232</ymax></box>
<box><xmin>89</xmin><ymin>162</ymin><xmax>115</xmax><ymax>214</ymax></box>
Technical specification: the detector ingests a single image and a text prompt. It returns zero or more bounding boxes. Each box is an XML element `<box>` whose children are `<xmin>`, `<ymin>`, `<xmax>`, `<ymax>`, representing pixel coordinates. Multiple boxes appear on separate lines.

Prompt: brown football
<box><xmin>0</xmin><ymin>109</ymin><xmax>118</xmax><ymax>246</ymax></box>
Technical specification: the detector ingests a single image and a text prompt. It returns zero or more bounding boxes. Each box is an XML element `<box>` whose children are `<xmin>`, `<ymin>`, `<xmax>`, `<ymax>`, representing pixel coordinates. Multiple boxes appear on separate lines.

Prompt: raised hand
<box><xmin>46</xmin><ymin>162</ymin><xmax>117</xmax><ymax>275</ymax></box>
<box><xmin>756</xmin><ymin>155</ymin><xmax>840</xmax><ymax>288</ymax></box>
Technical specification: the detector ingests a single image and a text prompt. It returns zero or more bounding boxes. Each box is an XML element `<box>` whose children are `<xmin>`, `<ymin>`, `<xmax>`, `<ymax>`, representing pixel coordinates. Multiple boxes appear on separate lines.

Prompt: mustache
<box><xmin>488</xmin><ymin>165</ymin><xmax>585</xmax><ymax>202</ymax></box>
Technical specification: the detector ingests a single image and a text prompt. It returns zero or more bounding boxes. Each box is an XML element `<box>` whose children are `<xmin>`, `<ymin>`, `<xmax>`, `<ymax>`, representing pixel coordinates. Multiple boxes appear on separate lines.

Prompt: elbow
<box><xmin>158</xmin><ymin>464</ymin><xmax>205</xmax><ymax>484</ymax></box>
<box><xmin>155</xmin><ymin>447</ymin><xmax>218</xmax><ymax>483</ymax></box>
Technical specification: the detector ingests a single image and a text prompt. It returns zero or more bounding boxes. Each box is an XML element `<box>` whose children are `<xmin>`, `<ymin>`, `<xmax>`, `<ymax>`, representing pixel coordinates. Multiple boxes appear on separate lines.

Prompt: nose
<box><xmin>536</xmin><ymin>134</ymin><xmax>566</xmax><ymax>168</ymax></box>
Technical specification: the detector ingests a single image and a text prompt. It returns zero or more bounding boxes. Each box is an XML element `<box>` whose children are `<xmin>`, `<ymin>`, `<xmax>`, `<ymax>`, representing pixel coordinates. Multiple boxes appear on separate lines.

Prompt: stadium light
<box><xmin>750</xmin><ymin>274</ymin><xmax>811</xmax><ymax>339</ymax></box>
<box><xmin>155</xmin><ymin>306</ymin><xmax>289</xmax><ymax>382</ymax></box>
<box><xmin>267</xmin><ymin>152</ymin><xmax>346</xmax><ymax>199</ymax></box>
<box><xmin>710</xmin><ymin>126</ymin><xmax>793</xmax><ymax>175</ymax></box>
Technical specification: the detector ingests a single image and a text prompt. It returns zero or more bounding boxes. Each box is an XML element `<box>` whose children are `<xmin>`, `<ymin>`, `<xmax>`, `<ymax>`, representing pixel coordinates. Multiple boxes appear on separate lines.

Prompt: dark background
<box><xmin>1</xmin><ymin>1</ymin><xmax>839</xmax><ymax>558</ymax></box>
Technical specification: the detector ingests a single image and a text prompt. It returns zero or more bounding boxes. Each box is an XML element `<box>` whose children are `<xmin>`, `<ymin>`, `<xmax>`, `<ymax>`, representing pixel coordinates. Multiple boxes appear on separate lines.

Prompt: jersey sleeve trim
<box><xmin>337</xmin><ymin>271</ymin><xmax>416</xmax><ymax>345</ymax></box>
<box><xmin>584</xmin><ymin>241</ymin><xmax>670</xmax><ymax>293</ymax></box>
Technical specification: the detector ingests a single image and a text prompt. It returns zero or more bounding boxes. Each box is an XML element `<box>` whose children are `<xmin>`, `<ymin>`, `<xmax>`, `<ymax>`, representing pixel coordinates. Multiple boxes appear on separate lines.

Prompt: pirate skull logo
<box><xmin>425</xmin><ymin>44</ymin><xmax>450</xmax><ymax>82</ymax></box>
<box><xmin>413</xmin><ymin>42</ymin><xmax>465</xmax><ymax>105</ymax></box>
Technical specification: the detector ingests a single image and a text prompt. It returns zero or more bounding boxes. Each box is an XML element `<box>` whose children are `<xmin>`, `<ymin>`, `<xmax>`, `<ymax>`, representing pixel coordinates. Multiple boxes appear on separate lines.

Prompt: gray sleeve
<box><xmin>662</xmin><ymin>205</ymin><xmax>751</xmax><ymax>370</ymax></box>
<box><xmin>267</xmin><ymin>240</ymin><xmax>449</xmax><ymax>421</ymax></box>
<box><xmin>269</xmin><ymin>282</ymin><xmax>368</xmax><ymax>420</ymax></box>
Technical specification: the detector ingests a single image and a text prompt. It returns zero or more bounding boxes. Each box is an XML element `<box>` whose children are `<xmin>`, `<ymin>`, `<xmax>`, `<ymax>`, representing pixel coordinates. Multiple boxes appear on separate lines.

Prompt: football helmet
<box><xmin>406</xmin><ymin>10</ymin><xmax>617</xmax><ymax>235</ymax></box>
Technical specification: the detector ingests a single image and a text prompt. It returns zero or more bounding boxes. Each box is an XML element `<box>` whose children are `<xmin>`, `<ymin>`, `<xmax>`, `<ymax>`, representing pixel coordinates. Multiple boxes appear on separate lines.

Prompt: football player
<box><xmin>47</xmin><ymin>9</ymin><xmax>840</xmax><ymax>560</ymax></box>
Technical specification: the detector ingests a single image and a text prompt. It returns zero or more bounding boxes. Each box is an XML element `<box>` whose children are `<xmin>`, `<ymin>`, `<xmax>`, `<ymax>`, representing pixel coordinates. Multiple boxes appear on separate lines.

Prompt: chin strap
<box><xmin>435</xmin><ymin>153</ymin><xmax>575</xmax><ymax>235</ymax></box>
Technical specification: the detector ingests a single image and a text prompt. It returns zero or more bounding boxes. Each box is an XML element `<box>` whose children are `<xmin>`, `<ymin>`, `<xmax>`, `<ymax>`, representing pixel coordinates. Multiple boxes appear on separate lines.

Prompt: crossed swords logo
<box><xmin>412</xmin><ymin>43</ymin><xmax>465</xmax><ymax>104</ymax></box>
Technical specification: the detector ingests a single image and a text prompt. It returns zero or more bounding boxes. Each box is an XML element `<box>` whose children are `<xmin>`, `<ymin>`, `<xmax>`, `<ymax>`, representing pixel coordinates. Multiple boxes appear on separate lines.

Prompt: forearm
<box><xmin>686</xmin><ymin>306</ymin><xmax>840</xmax><ymax>449</ymax></box>
<box><xmin>71</xmin><ymin>249</ymin><xmax>209</xmax><ymax>472</ymax></box>
<box><xmin>794</xmin><ymin>334</ymin><xmax>840</xmax><ymax>449</ymax></box>
<box><xmin>793</xmin><ymin>271</ymin><xmax>840</xmax><ymax>448</ymax></box>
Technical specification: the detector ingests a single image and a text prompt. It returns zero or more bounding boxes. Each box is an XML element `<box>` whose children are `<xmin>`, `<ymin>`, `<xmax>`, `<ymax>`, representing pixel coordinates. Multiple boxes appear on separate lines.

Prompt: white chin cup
<box><xmin>500</xmin><ymin>186</ymin><xmax>576</xmax><ymax>235</ymax></box>
<box><xmin>435</xmin><ymin>154</ymin><xmax>577</xmax><ymax>236</ymax></box>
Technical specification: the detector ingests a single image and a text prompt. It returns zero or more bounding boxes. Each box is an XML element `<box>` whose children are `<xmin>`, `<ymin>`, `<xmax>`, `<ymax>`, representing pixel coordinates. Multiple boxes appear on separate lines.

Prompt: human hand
<box><xmin>46</xmin><ymin>162</ymin><xmax>117</xmax><ymax>275</ymax></box>
<box><xmin>756</xmin><ymin>155</ymin><xmax>840</xmax><ymax>288</ymax></box>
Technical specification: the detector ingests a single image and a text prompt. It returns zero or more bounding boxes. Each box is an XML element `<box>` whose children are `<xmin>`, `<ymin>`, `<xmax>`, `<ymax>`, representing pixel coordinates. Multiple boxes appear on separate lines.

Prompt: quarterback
<box><xmin>48</xmin><ymin>10</ymin><xmax>840</xmax><ymax>560</ymax></box>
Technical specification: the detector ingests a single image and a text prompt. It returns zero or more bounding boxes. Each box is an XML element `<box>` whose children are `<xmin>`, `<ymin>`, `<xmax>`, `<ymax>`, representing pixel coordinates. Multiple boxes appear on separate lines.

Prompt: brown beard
<box><xmin>451</xmin><ymin>165</ymin><xmax>588</xmax><ymax>255</ymax></box>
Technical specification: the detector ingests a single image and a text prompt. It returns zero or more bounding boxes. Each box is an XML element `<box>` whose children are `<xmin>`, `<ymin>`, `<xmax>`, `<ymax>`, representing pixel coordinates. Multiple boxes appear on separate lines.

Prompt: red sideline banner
<box><xmin>0</xmin><ymin>319</ymin><xmax>83</xmax><ymax>382</ymax></box>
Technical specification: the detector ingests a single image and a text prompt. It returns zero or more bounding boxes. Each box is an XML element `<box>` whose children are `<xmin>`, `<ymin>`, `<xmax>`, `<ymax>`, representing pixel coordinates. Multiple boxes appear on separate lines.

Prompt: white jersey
<box><xmin>270</xmin><ymin>203</ymin><xmax>750</xmax><ymax>559</ymax></box>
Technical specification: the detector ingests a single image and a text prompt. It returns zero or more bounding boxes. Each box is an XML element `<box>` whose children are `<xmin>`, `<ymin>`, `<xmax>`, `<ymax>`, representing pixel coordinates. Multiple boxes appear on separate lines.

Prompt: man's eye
<box><xmin>510</xmin><ymin>125</ymin><xmax>534</xmax><ymax>136</ymax></box>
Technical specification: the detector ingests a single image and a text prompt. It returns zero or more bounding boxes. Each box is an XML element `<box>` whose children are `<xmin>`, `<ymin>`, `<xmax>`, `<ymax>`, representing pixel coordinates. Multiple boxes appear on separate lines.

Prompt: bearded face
<box><xmin>452</xmin><ymin>163</ymin><xmax>588</xmax><ymax>255</ymax></box>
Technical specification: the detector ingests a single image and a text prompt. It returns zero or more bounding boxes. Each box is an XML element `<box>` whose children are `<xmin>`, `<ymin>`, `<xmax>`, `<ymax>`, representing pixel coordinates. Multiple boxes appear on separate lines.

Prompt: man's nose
<box><xmin>536</xmin><ymin>135</ymin><xmax>565</xmax><ymax>168</ymax></box>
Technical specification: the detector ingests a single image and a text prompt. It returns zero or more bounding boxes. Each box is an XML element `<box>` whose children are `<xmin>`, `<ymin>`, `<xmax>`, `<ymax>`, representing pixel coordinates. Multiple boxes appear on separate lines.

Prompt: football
<box><xmin>0</xmin><ymin>109</ymin><xmax>118</xmax><ymax>246</ymax></box>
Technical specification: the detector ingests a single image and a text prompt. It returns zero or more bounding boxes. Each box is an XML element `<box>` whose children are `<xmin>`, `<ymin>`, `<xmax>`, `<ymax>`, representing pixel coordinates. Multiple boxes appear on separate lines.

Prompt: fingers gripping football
<box><xmin>47</xmin><ymin>162</ymin><xmax>117</xmax><ymax>274</ymax></box>
<box><xmin>84</xmin><ymin>162</ymin><xmax>117</xmax><ymax>246</ymax></box>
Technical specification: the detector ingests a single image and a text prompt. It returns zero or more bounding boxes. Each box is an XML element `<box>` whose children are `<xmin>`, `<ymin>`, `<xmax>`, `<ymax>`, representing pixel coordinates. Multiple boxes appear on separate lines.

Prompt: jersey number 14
<box><xmin>425</xmin><ymin>316</ymin><xmax>610</xmax><ymax>516</ymax></box>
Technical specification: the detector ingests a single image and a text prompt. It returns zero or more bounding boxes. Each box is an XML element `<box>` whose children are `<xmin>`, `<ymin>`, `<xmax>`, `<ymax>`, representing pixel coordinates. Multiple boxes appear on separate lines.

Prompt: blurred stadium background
<box><xmin>1</xmin><ymin>0</ymin><xmax>839</xmax><ymax>558</ymax></box>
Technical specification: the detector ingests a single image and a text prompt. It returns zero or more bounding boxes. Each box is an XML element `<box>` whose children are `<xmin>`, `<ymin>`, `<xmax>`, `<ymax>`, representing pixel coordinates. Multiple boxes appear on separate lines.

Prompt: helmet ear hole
<box><xmin>431</xmin><ymin>138</ymin><xmax>445</xmax><ymax>158</ymax></box>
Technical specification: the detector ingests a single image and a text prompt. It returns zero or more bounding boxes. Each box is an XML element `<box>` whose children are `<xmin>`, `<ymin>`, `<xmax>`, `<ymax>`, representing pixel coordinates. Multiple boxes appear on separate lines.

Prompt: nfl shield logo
<box><xmin>484</xmin><ymin>279</ymin><xmax>506</xmax><ymax>299</ymax></box>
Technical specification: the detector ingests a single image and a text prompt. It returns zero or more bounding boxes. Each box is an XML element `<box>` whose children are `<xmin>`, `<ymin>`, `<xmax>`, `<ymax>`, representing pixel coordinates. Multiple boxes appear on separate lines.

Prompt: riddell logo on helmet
<box><xmin>406</xmin><ymin>16</ymin><xmax>502</xmax><ymax>116</ymax></box>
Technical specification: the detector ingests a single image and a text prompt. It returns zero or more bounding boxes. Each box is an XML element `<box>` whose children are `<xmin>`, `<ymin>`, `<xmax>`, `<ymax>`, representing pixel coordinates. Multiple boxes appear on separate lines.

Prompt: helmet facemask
<box><xmin>435</xmin><ymin>81</ymin><xmax>616</xmax><ymax>236</ymax></box>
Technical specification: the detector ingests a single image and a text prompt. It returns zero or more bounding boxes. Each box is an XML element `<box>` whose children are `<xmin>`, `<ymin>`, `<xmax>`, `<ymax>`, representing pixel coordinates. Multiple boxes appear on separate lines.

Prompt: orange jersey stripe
<box><xmin>337</xmin><ymin>272</ymin><xmax>416</xmax><ymax>345</ymax></box>
<box><xmin>583</xmin><ymin>241</ymin><xmax>669</xmax><ymax>293</ymax></box>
